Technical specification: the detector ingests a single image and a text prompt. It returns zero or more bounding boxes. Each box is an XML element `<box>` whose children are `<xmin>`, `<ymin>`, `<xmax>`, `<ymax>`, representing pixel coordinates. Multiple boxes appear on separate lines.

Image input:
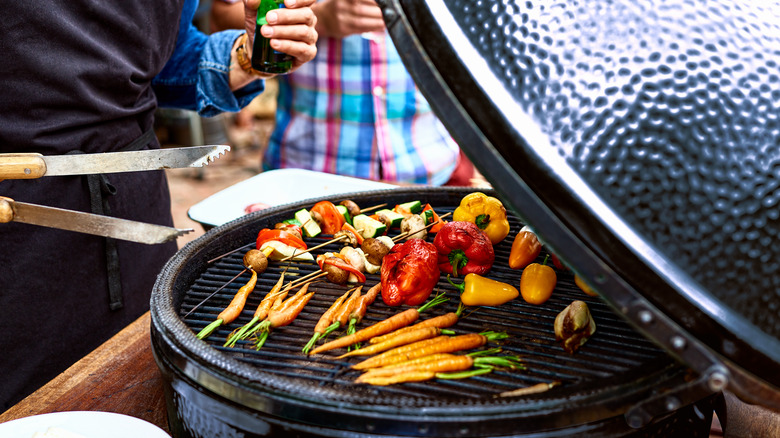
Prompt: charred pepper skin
<box><xmin>380</xmin><ymin>239</ymin><xmax>440</xmax><ymax>306</ymax></box>
<box><xmin>434</xmin><ymin>221</ymin><xmax>495</xmax><ymax>277</ymax></box>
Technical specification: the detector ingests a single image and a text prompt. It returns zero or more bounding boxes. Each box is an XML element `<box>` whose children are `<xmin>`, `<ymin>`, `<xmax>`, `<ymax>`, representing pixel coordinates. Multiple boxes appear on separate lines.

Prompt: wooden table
<box><xmin>0</xmin><ymin>312</ymin><xmax>170</xmax><ymax>434</ymax></box>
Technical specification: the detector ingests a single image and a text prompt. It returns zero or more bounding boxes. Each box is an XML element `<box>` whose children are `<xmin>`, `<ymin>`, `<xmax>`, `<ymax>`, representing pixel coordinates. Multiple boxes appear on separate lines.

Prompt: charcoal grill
<box><xmin>152</xmin><ymin>0</ymin><xmax>780</xmax><ymax>435</ymax></box>
<box><xmin>152</xmin><ymin>188</ymin><xmax>717</xmax><ymax>437</ymax></box>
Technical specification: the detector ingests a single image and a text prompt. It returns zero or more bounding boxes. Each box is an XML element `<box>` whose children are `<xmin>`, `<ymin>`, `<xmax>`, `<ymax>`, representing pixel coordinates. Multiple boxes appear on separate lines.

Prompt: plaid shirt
<box><xmin>264</xmin><ymin>32</ymin><xmax>459</xmax><ymax>185</ymax></box>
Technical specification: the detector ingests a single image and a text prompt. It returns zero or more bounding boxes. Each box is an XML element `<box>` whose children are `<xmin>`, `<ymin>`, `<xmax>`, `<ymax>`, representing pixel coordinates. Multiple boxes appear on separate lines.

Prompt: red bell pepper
<box><xmin>380</xmin><ymin>239</ymin><xmax>440</xmax><ymax>306</ymax></box>
<box><xmin>433</xmin><ymin>221</ymin><xmax>494</xmax><ymax>277</ymax></box>
<box><xmin>310</xmin><ymin>201</ymin><xmax>345</xmax><ymax>235</ymax></box>
<box><xmin>256</xmin><ymin>228</ymin><xmax>307</xmax><ymax>251</ymax></box>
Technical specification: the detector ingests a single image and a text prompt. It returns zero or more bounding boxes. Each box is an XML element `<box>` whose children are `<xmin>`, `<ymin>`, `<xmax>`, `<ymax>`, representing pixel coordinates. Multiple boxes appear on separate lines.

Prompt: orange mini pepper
<box><xmin>520</xmin><ymin>255</ymin><xmax>557</xmax><ymax>305</ymax></box>
<box><xmin>508</xmin><ymin>226</ymin><xmax>542</xmax><ymax>269</ymax></box>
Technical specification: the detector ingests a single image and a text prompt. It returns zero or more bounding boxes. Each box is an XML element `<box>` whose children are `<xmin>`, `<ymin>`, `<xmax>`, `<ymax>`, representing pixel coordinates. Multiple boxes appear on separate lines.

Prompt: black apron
<box><xmin>0</xmin><ymin>0</ymin><xmax>185</xmax><ymax>409</ymax></box>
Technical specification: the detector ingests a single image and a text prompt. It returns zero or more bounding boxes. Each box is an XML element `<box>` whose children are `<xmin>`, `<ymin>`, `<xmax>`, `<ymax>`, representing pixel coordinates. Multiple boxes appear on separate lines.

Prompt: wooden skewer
<box><xmin>278</xmin><ymin>271</ymin><xmax>329</xmax><ymax>294</ymax></box>
<box><xmin>391</xmin><ymin>212</ymin><xmax>452</xmax><ymax>242</ymax></box>
<box><xmin>207</xmin><ymin>242</ymin><xmax>254</xmax><ymax>264</ymax></box>
<box><xmin>279</xmin><ymin>234</ymin><xmax>349</xmax><ymax>262</ymax></box>
<box><xmin>358</xmin><ymin>203</ymin><xmax>387</xmax><ymax>214</ymax></box>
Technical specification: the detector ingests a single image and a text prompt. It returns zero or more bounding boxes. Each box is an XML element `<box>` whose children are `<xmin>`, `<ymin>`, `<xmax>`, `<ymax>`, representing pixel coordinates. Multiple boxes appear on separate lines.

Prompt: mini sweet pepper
<box><xmin>448</xmin><ymin>274</ymin><xmax>519</xmax><ymax>307</ymax></box>
<box><xmin>452</xmin><ymin>192</ymin><xmax>510</xmax><ymax>244</ymax></box>
<box><xmin>433</xmin><ymin>221</ymin><xmax>495</xmax><ymax>277</ymax></box>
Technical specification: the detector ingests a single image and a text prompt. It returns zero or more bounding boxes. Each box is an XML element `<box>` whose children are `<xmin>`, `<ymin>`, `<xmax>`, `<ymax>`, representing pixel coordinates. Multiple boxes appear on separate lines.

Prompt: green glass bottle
<box><xmin>251</xmin><ymin>0</ymin><xmax>293</xmax><ymax>74</ymax></box>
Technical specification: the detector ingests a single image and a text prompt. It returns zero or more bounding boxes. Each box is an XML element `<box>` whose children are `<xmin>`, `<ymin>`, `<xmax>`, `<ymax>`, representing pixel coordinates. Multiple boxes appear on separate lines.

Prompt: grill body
<box><xmin>151</xmin><ymin>188</ymin><xmax>717</xmax><ymax>437</ymax></box>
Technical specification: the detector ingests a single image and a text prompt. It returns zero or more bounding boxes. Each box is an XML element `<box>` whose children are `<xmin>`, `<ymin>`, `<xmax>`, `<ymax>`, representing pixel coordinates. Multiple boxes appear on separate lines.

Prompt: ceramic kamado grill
<box><xmin>150</xmin><ymin>1</ymin><xmax>780</xmax><ymax>436</ymax></box>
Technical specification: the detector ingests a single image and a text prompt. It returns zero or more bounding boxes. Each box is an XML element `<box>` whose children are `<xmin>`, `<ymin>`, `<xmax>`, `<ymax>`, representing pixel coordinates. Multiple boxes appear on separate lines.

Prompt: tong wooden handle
<box><xmin>0</xmin><ymin>153</ymin><xmax>47</xmax><ymax>180</ymax></box>
<box><xmin>0</xmin><ymin>197</ymin><xmax>15</xmax><ymax>223</ymax></box>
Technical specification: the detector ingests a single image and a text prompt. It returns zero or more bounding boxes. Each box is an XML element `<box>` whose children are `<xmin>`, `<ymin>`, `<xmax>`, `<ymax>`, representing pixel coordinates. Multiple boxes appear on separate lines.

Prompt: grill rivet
<box><xmin>459</xmin><ymin>427</ymin><xmax>470</xmax><ymax>435</ymax></box>
<box><xmin>665</xmin><ymin>397</ymin><xmax>681</xmax><ymax>411</ymax></box>
<box><xmin>671</xmin><ymin>336</ymin><xmax>686</xmax><ymax>350</ymax></box>
<box><xmin>418</xmin><ymin>425</ymin><xmax>429</xmax><ymax>434</ymax></box>
<box><xmin>708</xmin><ymin>372</ymin><xmax>728</xmax><ymax>391</ymax></box>
<box><xmin>638</xmin><ymin>310</ymin><xmax>653</xmax><ymax>324</ymax></box>
<box><xmin>365</xmin><ymin>424</ymin><xmax>375</xmax><ymax>432</ymax></box>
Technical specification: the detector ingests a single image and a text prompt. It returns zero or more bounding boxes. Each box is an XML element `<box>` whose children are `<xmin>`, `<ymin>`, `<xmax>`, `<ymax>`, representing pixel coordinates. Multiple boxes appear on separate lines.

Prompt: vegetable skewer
<box><xmin>308</xmin><ymin>292</ymin><xmax>448</xmax><ymax>355</ymax></box>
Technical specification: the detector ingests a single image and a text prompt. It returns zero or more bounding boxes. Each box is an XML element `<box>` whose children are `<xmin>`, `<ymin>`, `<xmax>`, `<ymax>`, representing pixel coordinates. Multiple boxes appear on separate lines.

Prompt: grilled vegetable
<box><xmin>368</xmin><ymin>306</ymin><xmax>462</xmax><ymax>345</ymax></box>
<box><xmin>308</xmin><ymin>293</ymin><xmax>447</xmax><ymax>355</ymax></box>
<box><xmin>380</xmin><ymin>239</ymin><xmax>440</xmax><ymax>306</ymax></box>
<box><xmin>255</xmin><ymin>228</ymin><xmax>307</xmax><ymax>251</ymax></box>
<box><xmin>353</xmin><ymin>214</ymin><xmax>387</xmax><ymax>238</ymax></box>
<box><xmin>554</xmin><ymin>300</ymin><xmax>596</xmax><ymax>354</ymax></box>
<box><xmin>452</xmin><ymin>192</ymin><xmax>510</xmax><ymax>244</ymax></box>
<box><xmin>242</xmin><ymin>249</ymin><xmax>269</xmax><ymax>274</ymax></box>
<box><xmin>422</xmin><ymin>204</ymin><xmax>445</xmax><ymax>233</ymax></box>
<box><xmin>394</xmin><ymin>201</ymin><xmax>423</xmax><ymax>216</ymax></box>
<box><xmin>294</xmin><ymin>208</ymin><xmax>322</xmax><ymax>238</ymax></box>
<box><xmin>196</xmin><ymin>269</ymin><xmax>258</xmax><ymax>340</ymax></box>
<box><xmin>400</xmin><ymin>214</ymin><xmax>427</xmax><ymax>240</ymax></box>
<box><xmin>375</xmin><ymin>209</ymin><xmax>404</xmax><ymax>228</ymax></box>
<box><xmin>574</xmin><ymin>275</ymin><xmax>599</xmax><ymax>297</ymax></box>
<box><xmin>252</xmin><ymin>283</ymin><xmax>315</xmax><ymax>350</ymax></box>
<box><xmin>346</xmin><ymin>282</ymin><xmax>381</xmax><ymax>337</ymax></box>
<box><xmin>223</xmin><ymin>272</ymin><xmax>287</xmax><ymax>347</ymax></box>
<box><xmin>448</xmin><ymin>273</ymin><xmax>518</xmax><ymax>307</ymax></box>
<box><xmin>433</xmin><ymin>221</ymin><xmax>495</xmax><ymax>277</ymax></box>
<box><xmin>351</xmin><ymin>331</ymin><xmax>508</xmax><ymax>370</ymax></box>
<box><xmin>337</xmin><ymin>326</ymin><xmax>449</xmax><ymax>359</ymax></box>
<box><xmin>519</xmin><ymin>255</ymin><xmax>557</xmax><ymax>305</ymax></box>
<box><xmin>302</xmin><ymin>289</ymin><xmax>351</xmax><ymax>354</ymax></box>
<box><xmin>310</xmin><ymin>201</ymin><xmax>346</xmax><ymax>235</ymax></box>
<box><xmin>260</xmin><ymin>240</ymin><xmax>315</xmax><ymax>261</ymax></box>
<box><xmin>361</xmin><ymin>237</ymin><xmax>393</xmax><ymax>266</ymax></box>
<box><xmin>357</xmin><ymin>353</ymin><xmax>524</xmax><ymax>385</ymax></box>
<box><xmin>318</xmin><ymin>254</ymin><xmax>366</xmax><ymax>284</ymax></box>
<box><xmin>339</xmin><ymin>200</ymin><xmax>361</xmax><ymax>218</ymax></box>
<box><xmin>508</xmin><ymin>226</ymin><xmax>542</xmax><ymax>270</ymax></box>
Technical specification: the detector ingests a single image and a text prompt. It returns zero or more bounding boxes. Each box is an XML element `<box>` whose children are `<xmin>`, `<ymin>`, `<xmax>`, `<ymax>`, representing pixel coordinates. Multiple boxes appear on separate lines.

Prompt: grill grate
<box><xmin>177</xmin><ymin>203</ymin><xmax>675</xmax><ymax>405</ymax></box>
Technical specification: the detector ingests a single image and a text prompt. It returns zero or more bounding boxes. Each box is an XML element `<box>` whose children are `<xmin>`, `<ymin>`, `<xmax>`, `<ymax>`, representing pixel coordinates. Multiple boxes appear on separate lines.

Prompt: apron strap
<box><xmin>68</xmin><ymin>127</ymin><xmax>157</xmax><ymax>311</ymax></box>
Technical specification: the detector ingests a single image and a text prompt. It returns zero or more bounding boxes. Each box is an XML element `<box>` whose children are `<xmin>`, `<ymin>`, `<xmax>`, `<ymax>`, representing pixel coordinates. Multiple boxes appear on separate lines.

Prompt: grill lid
<box><xmin>377</xmin><ymin>0</ymin><xmax>780</xmax><ymax>408</ymax></box>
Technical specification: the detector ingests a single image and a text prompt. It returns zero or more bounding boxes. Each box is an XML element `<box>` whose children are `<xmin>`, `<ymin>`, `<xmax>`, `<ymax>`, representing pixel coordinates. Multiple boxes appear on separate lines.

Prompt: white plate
<box><xmin>188</xmin><ymin>168</ymin><xmax>395</xmax><ymax>228</ymax></box>
<box><xmin>0</xmin><ymin>411</ymin><xmax>170</xmax><ymax>438</ymax></box>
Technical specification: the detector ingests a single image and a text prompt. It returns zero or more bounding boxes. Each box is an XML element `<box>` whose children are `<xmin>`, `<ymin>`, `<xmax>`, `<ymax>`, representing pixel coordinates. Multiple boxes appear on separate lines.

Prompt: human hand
<box><xmin>313</xmin><ymin>0</ymin><xmax>385</xmax><ymax>38</ymax></box>
<box><xmin>244</xmin><ymin>0</ymin><xmax>318</xmax><ymax>74</ymax></box>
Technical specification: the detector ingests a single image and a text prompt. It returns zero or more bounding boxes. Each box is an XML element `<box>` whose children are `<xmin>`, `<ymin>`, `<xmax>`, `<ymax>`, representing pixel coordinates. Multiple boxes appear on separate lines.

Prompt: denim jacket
<box><xmin>153</xmin><ymin>0</ymin><xmax>265</xmax><ymax>117</ymax></box>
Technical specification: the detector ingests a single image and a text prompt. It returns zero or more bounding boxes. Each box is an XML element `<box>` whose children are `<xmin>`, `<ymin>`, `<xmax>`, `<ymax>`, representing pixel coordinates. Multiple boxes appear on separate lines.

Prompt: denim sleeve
<box><xmin>153</xmin><ymin>0</ymin><xmax>265</xmax><ymax>117</ymax></box>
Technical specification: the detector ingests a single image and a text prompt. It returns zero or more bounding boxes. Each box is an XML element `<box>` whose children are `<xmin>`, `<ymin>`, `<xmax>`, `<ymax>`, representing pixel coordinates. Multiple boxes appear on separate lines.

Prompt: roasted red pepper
<box><xmin>433</xmin><ymin>221</ymin><xmax>494</xmax><ymax>277</ymax></box>
<box><xmin>310</xmin><ymin>201</ymin><xmax>345</xmax><ymax>235</ymax></box>
<box><xmin>380</xmin><ymin>239</ymin><xmax>440</xmax><ymax>306</ymax></box>
<box><xmin>256</xmin><ymin>228</ymin><xmax>307</xmax><ymax>250</ymax></box>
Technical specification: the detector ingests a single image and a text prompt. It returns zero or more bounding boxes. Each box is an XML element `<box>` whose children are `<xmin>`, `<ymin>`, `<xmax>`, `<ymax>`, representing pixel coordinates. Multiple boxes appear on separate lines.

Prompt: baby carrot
<box><xmin>308</xmin><ymin>292</ymin><xmax>447</xmax><ymax>355</ymax></box>
<box><xmin>224</xmin><ymin>272</ymin><xmax>286</xmax><ymax>347</ymax></box>
<box><xmin>302</xmin><ymin>289</ymin><xmax>351</xmax><ymax>354</ymax></box>
<box><xmin>352</xmin><ymin>331</ymin><xmax>508</xmax><ymax>370</ymax></box>
<box><xmin>253</xmin><ymin>283</ymin><xmax>315</xmax><ymax>349</ymax></box>
<box><xmin>197</xmin><ymin>269</ymin><xmax>258</xmax><ymax>340</ymax></box>
<box><xmin>320</xmin><ymin>286</ymin><xmax>363</xmax><ymax>338</ymax></box>
<box><xmin>346</xmin><ymin>283</ymin><xmax>381</xmax><ymax>336</ymax></box>
<box><xmin>356</xmin><ymin>355</ymin><xmax>474</xmax><ymax>383</ymax></box>
<box><xmin>368</xmin><ymin>303</ymin><xmax>464</xmax><ymax>345</ymax></box>
<box><xmin>337</xmin><ymin>326</ymin><xmax>444</xmax><ymax>359</ymax></box>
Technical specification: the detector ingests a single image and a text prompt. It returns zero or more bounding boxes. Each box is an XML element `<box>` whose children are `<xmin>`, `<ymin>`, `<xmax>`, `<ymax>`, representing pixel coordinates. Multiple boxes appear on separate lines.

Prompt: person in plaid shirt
<box><xmin>211</xmin><ymin>0</ymin><xmax>475</xmax><ymax>186</ymax></box>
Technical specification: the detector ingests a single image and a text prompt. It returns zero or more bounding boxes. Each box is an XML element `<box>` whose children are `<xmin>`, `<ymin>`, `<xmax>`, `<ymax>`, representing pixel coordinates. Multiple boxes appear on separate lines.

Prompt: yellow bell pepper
<box><xmin>452</xmin><ymin>192</ymin><xmax>510</xmax><ymax>244</ymax></box>
<box><xmin>448</xmin><ymin>274</ymin><xmax>519</xmax><ymax>307</ymax></box>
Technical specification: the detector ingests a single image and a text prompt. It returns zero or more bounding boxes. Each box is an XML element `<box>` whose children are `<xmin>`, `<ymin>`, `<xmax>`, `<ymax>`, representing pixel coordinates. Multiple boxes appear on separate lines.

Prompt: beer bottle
<box><xmin>251</xmin><ymin>0</ymin><xmax>293</xmax><ymax>74</ymax></box>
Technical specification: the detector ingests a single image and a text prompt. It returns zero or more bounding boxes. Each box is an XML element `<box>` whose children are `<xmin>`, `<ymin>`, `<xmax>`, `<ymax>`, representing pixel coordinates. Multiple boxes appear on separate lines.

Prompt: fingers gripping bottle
<box><xmin>252</xmin><ymin>0</ymin><xmax>293</xmax><ymax>74</ymax></box>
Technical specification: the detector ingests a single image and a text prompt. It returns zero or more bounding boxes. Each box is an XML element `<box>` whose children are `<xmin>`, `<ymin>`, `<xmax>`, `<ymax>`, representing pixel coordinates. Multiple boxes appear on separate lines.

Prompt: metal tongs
<box><xmin>0</xmin><ymin>145</ymin><xmax>230</xmax><ymax>244</ymax></box>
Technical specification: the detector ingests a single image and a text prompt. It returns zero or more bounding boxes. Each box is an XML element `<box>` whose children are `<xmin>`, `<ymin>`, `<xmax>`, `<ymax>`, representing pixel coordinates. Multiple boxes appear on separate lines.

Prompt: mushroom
<box><xmin>333</xmin><ymin>229</ymin><xmax>358</xmax><ymax>247</ymax></box>
<box><xmin>361</xmin><ymin>237</ymin><xmax>391</xmax><ymax>265</ymax></box>
<box><xmin>242</xmin><ymin>249</ymin><xmax>268</xmax><ymax>274</ymax></box>
<box><xmin>339</xmin><ymin>199</ymin><xmax>361</xmax><ymax>218</ymax></box>
<box><xmin>321</xmin><ymin>257</ymin><xmax>350</xmax><ymax>284</ymax></box>
<box><xmin>400</xmin><ymin>214</ymin><xmax>427</xmax><ymax>240</ymax></box>
<box><xmin>554</xmin><ymin>300</ymin><xmax>597</xmax><ymax>354</ymax></box>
